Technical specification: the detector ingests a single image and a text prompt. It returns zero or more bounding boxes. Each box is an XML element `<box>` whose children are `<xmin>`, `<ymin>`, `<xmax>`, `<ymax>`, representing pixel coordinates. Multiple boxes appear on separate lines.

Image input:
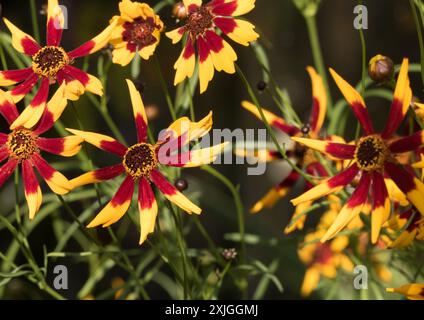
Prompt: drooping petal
<box><xmin>3</xmin><ymin>18</ymin><xmax>41</xmax><ymax>55</ymax></box>
<box><xmin>284</xmin><ymin>200</ymin><xmax>313</xmax><ymax>234</ymax></box>
<box><xmin>61</xmin><ymin>66</ymin><xmax>103</xmax><ymax>99</ymax></box>
<box><xmin>321</xmin><ymin>173</ymin><xmax>371</xmax><ymax>242</ymax></box>
<box><xmin>150</xmin><ymin>170</ymin><xmax>201</xmax><ymax>214</ymax></box>
<box><xmin>370</xmin><ymin>172</ymin><xmax>390</xmax><ymax>244</ymax></box>
<box><xmin>0</xmin><ymin>90</ymin><xmax>19</xmax><ymax>124</ymax></box>
<box><xmin>291</xmin><ymin>164</ymin><xmax>359</xmax><ymax>206</ymax></box>
<box><xmin>11</xmin><ymin>78</ymin><xmax>49</xmax><ymax>130</ymax></box>
<box><xmin>7</xmin><ymin>73</ymin><xmax>39</xmax><ymax>103</ymax></box>
<box><xmin>250</xmin><ymin>170</ymin><xmax>299</xmax><ymax>213</ymax></box>
<box><xmin>292</xmin><ymin>137</ymin><xmax>356</xmax><ymax>160</ymax></box>
<box><xmin>70</xmin><ymin>164</ymin><xmax>125</xmax><ymax>189</ymax></box>
<box><xmin>241</xmin><ymin>101</ymin><xmax>300</xmax><ymax>136</ymax></box>
<box><xmin>385</xmin><ymin>162</ymin><xmax>424</xmax><ymax>216</ymax></box>
<box><xmin>0</xmin><ymin>68</ymin><xmax>34</xmax><ymax>86</ymax></box>
<box><xmin>66</xmin><ymin>129</ymin><xmax>127</xmax><ymax>157</ymax></box>
<box><xmin>138</xmin><ymin>178</ymin><xmax>158</xmax><ymax>245</ymax></box>
<box><xmin>389</xmin><ymin>130</ymin><xmax>424</xmax><ymax>154</ymax></box>
<box><xmin>22</xmin><ymin>160</ymin><xmax>42</xmax><ymax>220</ymax></box>
<box><xmin>67</xmin><ymin>19</ymin><xmax>119</xmax><ymax>59</ymax></box>
<box><xmin>33</xmin><ymin>83</ymin><xmax>68</xmax><ymax>134</ymax></box>
<box><xmin>213</xmin><ymin>17</ymin><xmax>259</xmax><ymax>46</ymax></box>
<box><xmin>209</xmin><ymin>0</ymin><xmax>256</xmax><ymax>16</ymax></box>
<box><xmin>32</xmin><ymin>153</ymin><xmax>73</xmax><ymax>195</ymax></box>
<box><xmin>386</xmin><ymin>284</ymin><xmax>424</xmax><ymax>300</ymax></box>
<box><xmin>197</xmin><ymin>35</ymin><xmax>215</xmax><ymax>94</ymax></box>
<box><xmin>381</xmin><ymin>59</ymin><xmax>412</xmax><ymax>139</ymax></box>
<box><xmin>0</xmin><ymin>158</ymin><xmax>18</xmax><ymax>188</ymax></box>
<box><xmin>46</xmin><ymin>0</ymin><xmax>65</xmax><ymax>46</ymax></box>
<box><xmin>307</xmin><ymin>67</ymin><xmax>327</xmax><ymax>135</ymax></box>
<box><xmin>173</xmin><ymin>37</ymin><xmax>196</xmax><ymax>86</ymax></box>
<box><xmin>126</xmin><ymin>79</ymin><xmax>148</xmax><ymax>142</ymax></box>
<box><xmin>87</xmin><ymin>176</ymin><xmax>134</xmax><ymax>228</ymax></box>
<box><xmin>329</xmin><ymin>68</ymin><xmax>374</xmax><ymax>134</ymax></box>
<box><xmin>37</xmin><ymin>136</ymin><xmax>83</xmax><ymax>157</ymax></box>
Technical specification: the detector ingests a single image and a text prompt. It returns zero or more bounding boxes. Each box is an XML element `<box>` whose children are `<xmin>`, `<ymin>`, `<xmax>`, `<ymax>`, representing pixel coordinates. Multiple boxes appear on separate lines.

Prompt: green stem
<box><xmin>410</xmin><ymin>0</ymin><xmax>424</xmax><ymax>87</ymax></box>
<box><xmin>304</xmin><ymin>14</ymin><xmax>333</xmax><ymax>111</ymax></box>
<box><xmin>154</xmin><ymin>56</ymin><xmax>177</xmax><ymax>120</ymax></box>
<box><xmin>29</xmin><ymin>0</ymin><xmax>41</xmax><ymax>43</ymax></box>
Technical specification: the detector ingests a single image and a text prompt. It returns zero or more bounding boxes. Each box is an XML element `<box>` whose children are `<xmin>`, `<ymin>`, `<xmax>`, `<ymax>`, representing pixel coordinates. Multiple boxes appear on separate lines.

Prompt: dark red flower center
<box><xmin>354</xmin><ymin>135</ymin><xmax>388</xmax><ymax>171</ymax></box>
<box><xmin>123</xmin><ymin>17</ymin><xmax>158</xmax><ymax>49</ymax></box>
<box><xmin>7</xmin><ymin>128</ymin><xmax>38</xmax><ymax>162</ymax></box>
<box><xmin>123</xmin><ymin>143</ymin><xmax>157</xmax><ymax>179</ymax></box>
<box><xmin>185</xmin><ymin>6</ymin><xmax>213</xmax><ymax>37</ymax></box>
<box><xmin>32</xmin><ymin>46</ymin><xmax>69</xmax><ymax>78</ymax></box>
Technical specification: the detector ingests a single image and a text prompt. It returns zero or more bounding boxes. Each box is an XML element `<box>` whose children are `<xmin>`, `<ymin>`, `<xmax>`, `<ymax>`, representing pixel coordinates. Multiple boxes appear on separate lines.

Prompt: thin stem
<box><xmin>410</xmin><ymin>0</ymin><xmax>424</xmax><ymax>87</ymax></box>
<box><xmin>29</xmin><ymin>0</ymin><xmax>41</xmax><ymax>43</ymax></box>
<box><xmin>154</xmin><ymin>56</ymin><xmax>177</xmax><ymax>120</ymax></box>
<box><xmin>304</xmin><ymin>14</ymin><xmax>333</xmax><ymax>111</ymax></box>
<box><xmin>14</xmin><ymin>169</ymin><xmax>22</xmax><ymax>227</ymax></box>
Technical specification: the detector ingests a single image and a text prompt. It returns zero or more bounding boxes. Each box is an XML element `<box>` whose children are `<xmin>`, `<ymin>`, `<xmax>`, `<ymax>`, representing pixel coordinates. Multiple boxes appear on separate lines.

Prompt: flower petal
<box><xmin>11</xmin><ymin>78</ymin><xmax>49</xmax><ymax>129</ymax></box>
<box><xmin>209</xmin><ymin>0</ymin><xmax>256</xmax><ymax>16</ymax></box>
<box><xmin>61</xmin><ymin>66</ymin><xmax>103</xmax><ymax>98</ymax></box>
<box><xmin>214</xmin><ymin>17</ymin><xmax>258</xmax><ymax>46</ymax></box>
<box><xmin>22</xmin><ymin>160</ymin><xmax>42</xmax><ymax>219</ymax></box>
<box><xmin>3</xmin><ymin>18</ymin><xmax>41</xmax><ymax>55</ymax></box>
<box><xmin>321</xmin><ymin>173</ymin><xmax>371</xmax><ymax>242</ymax></box>
<box><xmin>0</xmin><ymin>90</ymin><xmax>19</xmax><ymax>125</ymax></box>
<box><xmin>204</xmin><ymin>30</ymin><xmax>237</xmax><ymax>74</ymax></box>
<box><xmin>307</xmin><ymin>67</ymin><xmax>327</xmax><ymax>135</ymax></box>
<box><xmin>37</xmin><ymin>136</ymin><xmax>83</xmax><ymax>157</ymax></box>
<box><xmin>165</xmin><ymin>27</ymin><xmax>185</xmax><ymax>44</ymax></box>
<box><xmin>32</xmin><ymin>153</ymin><xmax>72</xmax><ymax>195</ymax></box>
<box><xmin>126</xmin><ymin>79</ymin><xmax>148</xmax><ymax>142</ymax></box>
<box><xmin>198</xmin><ymin>35</ymin><xmax>215</xmax><ymax>94</ymax></box>
<box><xmin>0</xmin><ymin>68</ymin><xmax>34</xmax><ymax>86</ymax></box>
<box><xmin>292</xmin><ymin>137</ymin><xmax>356</xmax><ymax>160</ymax></box>
<box><xmin>173</xmin><ymin>37</ymin><xmax>196</xmax><ymax>86</ymax></box>
<box><xmin>66</xmin><ymin>129</ymin><xmax>127</xmax><ymax>157</ymax></box>
<box><xmin>0</xmin><ymin>158</ymin><xmax>18</xmax><ymax>188</ymax></box>
<box><xmin>389</xmin><ymin>130</ymin><xmax>424</xmax><ymax>154</ymax></box>
<box><xmin>87</xmin><ymin>175</ymin><xmax>134</xmax><ymax>228</ymax></box>
<box><xmin>138</xmin><ymin>178</ymin><xmax>158</xmax><ymax>245</ymax></box>
<box><xmin>150</xmin><ymin>170</ymin><xmax>201</xmax><ymax>214</ymax></box>
<box><xmin>241</xmin><ymin>101</ymin><xmax>300</xmax><ymax>135</ymax></box>
<box><xmin>370</xmin><ymin>172</ymin><xmax>390</xmax><ymax>244</ymax></box>
<box><xmin>329</xmin><ymin>68</ymin><xmax>374</xmax><ymax>134</ymax></box>
<box><xmin>382</xmin><ymin>59</ymin><xmax>412</xmax><ymax>139</ymax></box>
<box><xmin>7</xmin><ymin>73</ymin><xmax>39</xmax><ymax>103</ymax></box>
<box><xmin>251</xmin><ymin>170</ymin><xmax>299</xmax><ymax>213</ymax></box>
<box><xmin>46</xmin><ymin>0</ymin><xmax>65</xmax><ymax>46</ymax></box>
<box><xmin>70</xmin><ymin>164</ymin><xmax>125</xmax><ymax>189</ymax></box>
<box><xmin>291</xmin><ymin>164</ymin><xmax>359</xmax><ymax>206</ymax></box>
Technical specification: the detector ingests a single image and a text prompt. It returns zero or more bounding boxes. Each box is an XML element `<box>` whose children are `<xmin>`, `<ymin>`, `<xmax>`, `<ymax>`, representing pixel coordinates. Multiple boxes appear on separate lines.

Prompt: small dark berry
<box><xmin>174</xmin><ymin>178</ymin><xmax>188</xmax><ymax>191</ymax></box>
<box><xmin>257</xmin><ymin>80</ymin><xmax>267</xmax><ymax>92</ymax></box>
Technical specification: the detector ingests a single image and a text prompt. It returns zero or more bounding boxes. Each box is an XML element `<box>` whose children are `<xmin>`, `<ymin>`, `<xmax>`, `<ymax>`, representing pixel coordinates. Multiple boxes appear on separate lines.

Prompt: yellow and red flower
<box><xmin>166</xmin><ymin>0</ymin><xmax>259</xmax><ymax>93</ymax></box>
<box><xmin>387</xmin><ymin>207</ymin><xmax>424</xmax><ymax>248</ymax></box>
<box><xmin>387</xmin><ymin>283</ymin><xmax>424</xmax><ymax>300</ymax></box>
<box><xmin>109</xmin><ymin>1</ymin><xmax>164</xmax><ymax>66</ymax></box>
<box><xmin>0</xmin><ymin>0</ymin><xmax>117</xmax><ymax>129</ymax></box>
<box><xmin>0</xmin><ymin>85</ymin><xmax>80</xmax><ymax>219</ymax></box>
<box><xmin>68</xmin><ymin>80</ymin><xmax>227</xmax><ymax>244</ymax></box>
<box><xmin>237</xmin><ymin>67</ymin><xmax>331</xmax><ymax>232</ymax></box>
<box><xmin>291</xmin><ymin>59</ymin><xmax>424</xmax><ymax>244</ymax></box>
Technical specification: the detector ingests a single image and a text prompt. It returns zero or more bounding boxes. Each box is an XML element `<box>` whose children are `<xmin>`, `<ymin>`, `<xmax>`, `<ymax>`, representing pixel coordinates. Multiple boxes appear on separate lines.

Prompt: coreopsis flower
<box><xmin>68</xmin><ymin>80</ymin><xmax>227</xmax><ymax>244</ymax></box>
<box><xmin>0</xmin><ymin>85</ymin><xmax>81</xmax><ymax>219</ymax></box>
<box><xmin>387</xmin><ymin>207</ymin><xmax>424</xmax><ymax>248</ymax></box>
<box><xmin>291</xmin><ymin>59</ymin><xmax>424</xmax><ymax>244</ymax></box>
<box><xmin>109</xmin><ymin>0</ymin><xmax>164</xmax><ymax>66</ymax></box>
<box><xmin>386</xmin><ymin>283</ymin><xmax>424</xmax><ymax>300</ymax></box>
<box><xmin>298</xmin><ymin>211</ymin><xmax>354</xmax><ymax>297</ymax></box>
<box><xmin>166</xmin><ymin>0</ymin><xmax>259</xmax><ymax>93</ymax></box>
<box><xmin>236</xmin><ymin>67</ymin><xmax>330</xmax><ymax>232</ymax></box>
<box><xmin>0</xmin><ymin>0</ymin><xmax>117</xmax><ymax>129</ymax></box>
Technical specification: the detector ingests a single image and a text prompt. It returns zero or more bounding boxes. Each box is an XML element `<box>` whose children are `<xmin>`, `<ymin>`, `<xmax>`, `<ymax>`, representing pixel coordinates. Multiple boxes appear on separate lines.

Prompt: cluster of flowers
<box><xmin>242</xmin><ymin>56</ymin><xmax>424</xmax><ymax>298</ymax></box>
<box><xmin>0</xmin><ymin>0</ymin><xmax>257</xmax><ymax>244</ymax></box>
<box><xmin>0</xmin><ymin>0</ymin><xmax>422</xmax><ymax>299</ymax></box>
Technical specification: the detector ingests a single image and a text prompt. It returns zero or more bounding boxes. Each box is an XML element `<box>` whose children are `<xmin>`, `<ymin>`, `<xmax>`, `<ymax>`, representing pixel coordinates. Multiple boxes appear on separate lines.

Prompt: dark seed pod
<box><xmin>368</xmin><ymin>55</ymin><xmax>394</xmax><ymax>83</ymax></box>
<box><xmin>174</xmin><ymin>178</ymin><xmax>188</xmax><ymax>191</ymax></box>
<box><xmin>256</xmin><ymin>80</ymin><xmax>267</xmax><ymax>92</ymax></box>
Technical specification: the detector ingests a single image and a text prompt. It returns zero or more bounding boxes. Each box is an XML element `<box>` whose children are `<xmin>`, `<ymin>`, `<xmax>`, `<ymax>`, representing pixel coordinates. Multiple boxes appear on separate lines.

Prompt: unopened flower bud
<box><xmin>172</xmin><ymin>2</ymin><xmax>188</xmax><ymax>20</ymax></box>
<box><xmin>368</xmin><ymin>55</ymin><xmax>394</xmax><ymax>83</ymax></box>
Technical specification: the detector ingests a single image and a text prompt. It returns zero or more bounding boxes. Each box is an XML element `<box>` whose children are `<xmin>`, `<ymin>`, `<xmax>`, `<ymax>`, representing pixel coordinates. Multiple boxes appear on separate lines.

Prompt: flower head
<box><xmin>0</xmin><ymin>85</ymin><xmax>81</xmax><ymax>219</ymax></box>
<box><xmin>166</xmin><ymin>0</ymin><xmax>259</xmax><ymax>93</ymax></box>
<box><xmin>109</xmin><ymin>1</ymin><xmax>164</xmax><ymax>66</ymax></box>
<box><xmin>0</xmin><ymin>0</ymin><xmax>117</xmax><ymax>129</ymax></box>
<box><xmin>68</xmin><ymin>80</ymin><xmax>227</xmax><ymax>244</ymax></box>
<box><xmin>291</xmin><ymin>59</ymin><xmax>424</xmax><ymax>244</ymax></box>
